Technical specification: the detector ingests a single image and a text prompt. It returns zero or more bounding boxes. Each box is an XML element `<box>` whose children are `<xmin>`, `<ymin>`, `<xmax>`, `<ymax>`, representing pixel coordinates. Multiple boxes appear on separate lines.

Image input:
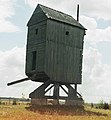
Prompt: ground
<box><xmin>0</xmin><ymin>104</ymin><xmax>111</xmax><ymax>120</ymax></box>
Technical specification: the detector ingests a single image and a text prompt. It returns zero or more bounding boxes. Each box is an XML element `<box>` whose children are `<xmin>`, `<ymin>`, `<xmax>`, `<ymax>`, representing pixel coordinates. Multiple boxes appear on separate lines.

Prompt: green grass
<box><xmin>85</xmin><ymin>106</ymin><xmax>111</xmax><ymax>116</ymax></box>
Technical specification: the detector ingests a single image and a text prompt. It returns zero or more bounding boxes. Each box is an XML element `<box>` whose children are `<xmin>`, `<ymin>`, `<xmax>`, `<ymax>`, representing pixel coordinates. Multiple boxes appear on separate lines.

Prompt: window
<box><xmin>66</xmin><ymin>31</ymin><xmax>69</xmax><ymax>35</ymax></box>
<box><xmin>32</xmin><ymin>51</ymin><xmax>37</xmax><ymax>70</ymax></box>
<box><xmin>35</xmin><ymin>29</ymin><xmax>38</xmax><ymax>35</ymax></box>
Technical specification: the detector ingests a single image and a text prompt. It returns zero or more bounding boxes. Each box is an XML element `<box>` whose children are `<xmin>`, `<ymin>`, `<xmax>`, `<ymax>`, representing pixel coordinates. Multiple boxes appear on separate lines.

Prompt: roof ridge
<box><xmin>38</xmin><ymin>4</ymin><xmax>73</xmax><ymax>18</ymax></box>
<box><xmin>28</xmin><ymin>4</ymin><xmax>86</xmax><ymax>29</ymax></box>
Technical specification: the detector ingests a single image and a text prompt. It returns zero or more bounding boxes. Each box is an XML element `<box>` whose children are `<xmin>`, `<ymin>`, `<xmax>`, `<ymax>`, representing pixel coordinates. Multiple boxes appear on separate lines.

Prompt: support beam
<box><xmin>65</xmin><ymin>84</ymin><xmax>78</xmax><ymax>99</ymax></box>
<box><xmin>75</xmin><ymin>84</ymin><xmax>77</xmax><ymax>91</ymax></box>
<box><xmin>53</xmin><ymin>83</ymin><xmax>59</xmax><ymax>99</ymax></box>
<box><xmin>29</xmin><ymin>80</ymin><xmax>50</xmax><ymax>98</ymax></box>
<box><xmin>60</xmin><ymin>85</ymin><xmax>68</xmax><ymax>95</ymax></box>
<box><xmin>30</xmin><ymin>81</ymin><xmax>83</xmax><ymax>105</ymax></box>
<box><xmin>45</xmin><ymin>84</ymin><xmax>54</xmax><ymax>94</ymax></box>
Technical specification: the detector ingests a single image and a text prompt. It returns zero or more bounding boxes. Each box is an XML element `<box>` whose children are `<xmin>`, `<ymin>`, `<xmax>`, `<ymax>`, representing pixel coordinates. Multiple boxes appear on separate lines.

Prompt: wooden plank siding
<box><xmin>25</xmin><ymin>21</ymin><xmax>47</xmax><ymax>75</ymax></box>
<box><xmin>26</xmin><ymin>4</ymin><xmax>86</xmax><ymax>84</ymax></box>
<box><xmin>44</xmin><ymin>19</ymin><xmax>85</xmax><ymax>84</ymax></box>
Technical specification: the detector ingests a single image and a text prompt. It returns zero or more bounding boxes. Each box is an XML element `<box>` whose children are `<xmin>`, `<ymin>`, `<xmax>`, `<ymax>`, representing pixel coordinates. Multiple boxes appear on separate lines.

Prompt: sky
<box><xmin>0</xmin><ymin>0</ymin><xmax>111</xmax><ymax>103</ymax></box>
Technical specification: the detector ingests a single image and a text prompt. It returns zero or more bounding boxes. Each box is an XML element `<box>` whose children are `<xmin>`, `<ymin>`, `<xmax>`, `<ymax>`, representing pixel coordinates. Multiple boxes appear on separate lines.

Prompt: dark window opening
<box><xmin>35</xmin><ymin>29</ymin><xmax>38</xmax><ymax>35</ymax></box>
<box><xmin>32</xmin><ymin>51</ymin><xmax>37</xmax><ymax>70</ymax></box>
<box><xmin>66</xmin><ymin>31</ymin><xmax>69</xmax><ymax>35</ymax></box>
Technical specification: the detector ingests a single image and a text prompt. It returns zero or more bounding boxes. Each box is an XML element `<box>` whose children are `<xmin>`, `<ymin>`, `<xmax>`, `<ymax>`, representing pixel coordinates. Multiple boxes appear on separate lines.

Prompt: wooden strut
<box><xmin>29</xmin><ymin>81</ymin><xmax>82</xmax><ymax>100</ymax></box>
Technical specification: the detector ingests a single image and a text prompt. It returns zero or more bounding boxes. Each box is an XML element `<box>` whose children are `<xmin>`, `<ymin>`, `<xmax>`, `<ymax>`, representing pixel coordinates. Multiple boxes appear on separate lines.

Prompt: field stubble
<box><xmin>0</xmin><ymin>105</ymin><xmax>111</xmax><ymax>120</ymax></box>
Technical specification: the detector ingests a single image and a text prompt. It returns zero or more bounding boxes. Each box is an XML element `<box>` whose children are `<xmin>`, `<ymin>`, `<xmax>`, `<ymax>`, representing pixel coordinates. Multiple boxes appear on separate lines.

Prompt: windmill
<box><xmin>8</xmin><ymin>4</ymin><xmax>86</xmax><ymax>105</ymax></box>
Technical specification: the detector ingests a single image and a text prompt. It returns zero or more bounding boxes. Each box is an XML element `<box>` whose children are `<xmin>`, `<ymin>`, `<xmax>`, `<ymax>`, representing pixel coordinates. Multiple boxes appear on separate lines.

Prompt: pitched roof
<box><xmin>39</xmin><ymin>4</ymin><xmax>86</xmax><ymax>29</ymax></box>
<box><xmin>28</xmin><ymin>4</ymin><xmax>86</xmax><ymax>30</ymax></box>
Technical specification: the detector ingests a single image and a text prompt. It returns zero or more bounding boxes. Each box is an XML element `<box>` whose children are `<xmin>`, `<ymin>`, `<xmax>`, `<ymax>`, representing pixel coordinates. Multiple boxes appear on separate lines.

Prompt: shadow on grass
<box><xmin>26</xmin><ymin>105</ymin><xmax>107</xmax><ymax>116</ymax></box>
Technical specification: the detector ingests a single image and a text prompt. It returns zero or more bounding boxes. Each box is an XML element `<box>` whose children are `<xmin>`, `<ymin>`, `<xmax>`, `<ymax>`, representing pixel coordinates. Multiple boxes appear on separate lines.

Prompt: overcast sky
<box><xmin>0</xmin><ymin>0</ymin><xmax>111</xmax><ymax>103</ymax></box>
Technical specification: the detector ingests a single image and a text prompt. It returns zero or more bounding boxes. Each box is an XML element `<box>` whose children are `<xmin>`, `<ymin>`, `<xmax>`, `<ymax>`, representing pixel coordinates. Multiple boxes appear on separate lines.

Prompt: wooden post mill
<box><xmin>8</xmin><ymin>4</ymin><xmax>86</xmax><ymax>106</ymax></box>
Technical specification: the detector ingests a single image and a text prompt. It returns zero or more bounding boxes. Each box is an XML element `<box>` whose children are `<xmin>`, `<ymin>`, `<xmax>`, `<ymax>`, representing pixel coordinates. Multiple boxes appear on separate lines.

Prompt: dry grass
<box><xmin>0</xmin><ymin>105</ymin><xmax>111</xmax><ymax>120</ymax></box>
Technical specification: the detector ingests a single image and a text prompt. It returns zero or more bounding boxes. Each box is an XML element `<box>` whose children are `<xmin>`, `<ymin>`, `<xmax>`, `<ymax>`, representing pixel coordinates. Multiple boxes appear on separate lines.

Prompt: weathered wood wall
<box><xmin>44</xmin><ymin>19</ymin><xmax>84</xmax><ymax>83</ymax></box>
<box><xmin>25</xmin><ymin>5</ymin><xmax>85</xmax><ymax>84</ymax></box>
<box><xmin>26</xmin><ymin>21</ymin><xmax>47</xmax><ymax>74</ymax></box>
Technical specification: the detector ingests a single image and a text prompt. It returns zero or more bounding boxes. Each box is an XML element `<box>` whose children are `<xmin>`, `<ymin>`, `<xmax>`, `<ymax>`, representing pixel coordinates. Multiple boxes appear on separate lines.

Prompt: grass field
<box><xmin>0</xmin><ymin>104</ymin><xmax>111</xmax><ymax>120</ymax></box>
